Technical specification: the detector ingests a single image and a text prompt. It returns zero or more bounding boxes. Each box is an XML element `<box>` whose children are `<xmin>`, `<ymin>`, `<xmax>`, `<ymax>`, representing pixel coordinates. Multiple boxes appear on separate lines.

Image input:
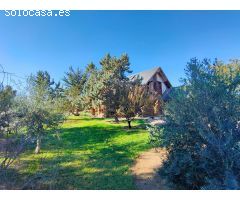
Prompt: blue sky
<box><xmin>1</xmin><ymin>10</ymin><xmax>240</xmax><ymax>86</ymax></box>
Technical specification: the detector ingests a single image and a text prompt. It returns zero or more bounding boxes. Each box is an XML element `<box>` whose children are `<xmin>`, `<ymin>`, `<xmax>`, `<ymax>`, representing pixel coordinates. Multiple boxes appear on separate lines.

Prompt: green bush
<box><xmin>0</xmin><ymin>86</ymin><xmax>29</xmax><ymax>188</ymax></box>
<box><xmin>149</xmin><ymin>58</ymin><xmax>240</xmax><ymax>189</ymax></box>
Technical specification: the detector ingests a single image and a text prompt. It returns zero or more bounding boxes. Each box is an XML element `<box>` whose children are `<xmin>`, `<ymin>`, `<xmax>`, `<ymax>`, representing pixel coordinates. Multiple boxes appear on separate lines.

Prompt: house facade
<box><xmin>129</xmin><ymin>66</ymin><xmax>172</xmax><ymax>99</ymax></box>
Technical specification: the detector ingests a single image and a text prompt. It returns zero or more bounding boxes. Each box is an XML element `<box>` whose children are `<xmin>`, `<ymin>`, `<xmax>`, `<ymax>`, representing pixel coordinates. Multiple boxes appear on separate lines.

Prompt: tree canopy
<box><xmin>149</xmin><ymin>58</ymin><xmax>240</xmax><ymax>189</ymax></box>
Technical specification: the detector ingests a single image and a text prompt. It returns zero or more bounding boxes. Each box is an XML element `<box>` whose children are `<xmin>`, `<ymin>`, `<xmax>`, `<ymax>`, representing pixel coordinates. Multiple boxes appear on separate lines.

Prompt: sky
<box><xmin>1</xmin><ymin>10</ymin><xmax>240</xmax><ymax>87</ymax></box>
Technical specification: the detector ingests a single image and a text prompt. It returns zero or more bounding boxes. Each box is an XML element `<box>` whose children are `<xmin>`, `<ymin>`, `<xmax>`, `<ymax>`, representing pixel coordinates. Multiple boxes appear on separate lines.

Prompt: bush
<box><xmin>0</xmin><ymin>86</ymin><xmax>30</xmax><ymax>188</ymax></box>
<box><xmin>149</xmin><ymin>58</ymin><xmax>240</xmax><ymax>189</ymax></box>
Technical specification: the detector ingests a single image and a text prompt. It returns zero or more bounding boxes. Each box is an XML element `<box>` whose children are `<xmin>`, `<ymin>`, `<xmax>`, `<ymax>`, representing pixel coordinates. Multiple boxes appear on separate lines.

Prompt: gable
<box><xmin>129</xmin><ymin>67</ymin><xmax>172</xmax><ymax>88</ymax></box>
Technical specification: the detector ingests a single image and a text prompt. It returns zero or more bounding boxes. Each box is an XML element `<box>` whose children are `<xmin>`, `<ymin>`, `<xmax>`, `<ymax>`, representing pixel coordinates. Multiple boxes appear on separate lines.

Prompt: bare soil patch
<box><xmin>131</xmin><ymin>148</ymin><xmax>171</xmax><ymax>190</ymax></box>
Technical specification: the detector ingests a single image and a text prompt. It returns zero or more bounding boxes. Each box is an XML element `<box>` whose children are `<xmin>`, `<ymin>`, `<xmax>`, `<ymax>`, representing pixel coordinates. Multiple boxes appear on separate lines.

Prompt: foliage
<box><xmin>119</xmin><ymin>79</ymin><xmax>155</xmax><ymax>128</ymax></box>
<box><xmin>149</xmin><ymin>58</ymin><xmax>240</xmax><ymax>189</ymax></box>
<box><xmin>97</xmin><ymin>54</ymin><xmax>132</xmax><ymax>121</ymax></box>
<box><xmin>63</xmin><ymin>66</ymin><xmax>87</xmax><ymax>116</ymax></box>
<box><xmin>28</xmin><ymin>71</ymin><xmax>54</xmax><ymax>101</ymax></box>
<box><xmin>0</xmin><ymin>71</ymin><xmax>64</xmax><ymax>187</ymax></box>
<box><xmin>81</xmin><ymin>63</ymin><xmax>102</xmax><ymax>115</ymax></box>
<box><xmin>63</xmin><ymin>54</ymin><xmax>161</xmax><ymax>121</ymax></box>
<box><xmin>0</xmin><ymin>86</ymin><xmax>30</xmax><ymax>188</ymax></box>
<box><xmin>81</xmin><ymin>53</ymin><xmax>162</xmax><ymax>124</ymax></box>
<box><xmin>81</xmin><ymin>54</ymin><xmax>139</xmax><ymax>121</ymax></box>
<box><xmin>27</xmin><ymin>71</ymin><xmax>65</xmax><ymax>154</ymax></box>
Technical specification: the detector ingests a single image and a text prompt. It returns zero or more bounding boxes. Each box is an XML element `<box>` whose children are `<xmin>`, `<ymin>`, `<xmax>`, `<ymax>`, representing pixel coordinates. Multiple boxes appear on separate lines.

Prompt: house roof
<box><xmin>129</xmin><ymin>67</ymin><xmax>159</xmax><ymax>84</ymax></box>
<box><xmin>129</xmin><ymin>67</ymin><xmax>172</xmax><ymax>87</ymax></box>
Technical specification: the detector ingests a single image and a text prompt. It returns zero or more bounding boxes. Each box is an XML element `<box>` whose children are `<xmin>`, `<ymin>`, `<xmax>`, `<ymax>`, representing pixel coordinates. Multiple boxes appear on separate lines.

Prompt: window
<box><xmin>153</xmin><ymin>81</ymin><xmax>162</xmax><ymax>94</ymax></box>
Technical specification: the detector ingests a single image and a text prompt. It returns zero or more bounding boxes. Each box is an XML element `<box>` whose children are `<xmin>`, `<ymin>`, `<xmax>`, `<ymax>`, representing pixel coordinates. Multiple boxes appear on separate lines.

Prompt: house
<box><xmin>92</xmin><ymin>66</ymin><xmax>172</xmax><ymax>117</ymax></box>
<box><xmin>129</xmin><ymin>66</ymin><xmax>172</xmax><ymax>100</ymax></box>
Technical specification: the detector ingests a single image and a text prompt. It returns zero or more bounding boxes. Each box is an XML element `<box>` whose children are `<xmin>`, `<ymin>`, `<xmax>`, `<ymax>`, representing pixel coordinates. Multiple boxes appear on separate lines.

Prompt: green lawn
<box><xmin>18</xmin><ymin>116</ymin><xmax>150</xmax><ymax>189</ymax></box>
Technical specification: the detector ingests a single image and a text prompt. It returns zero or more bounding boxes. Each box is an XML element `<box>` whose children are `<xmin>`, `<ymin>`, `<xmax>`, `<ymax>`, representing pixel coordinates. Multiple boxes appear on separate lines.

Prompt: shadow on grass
<box><xmin>17</xmin><ymin>119</ymin><xmax>149</xmax><ymax>190</ymax></box>
<box><xmin>0</xmin><ymin>168</ymin><xmax>23</xmax><ymax>190</ymax></box>
<box><xmin>67</xmin><ymin>117</ymin><xmax>106</xmax><ymax>122</ymax></box>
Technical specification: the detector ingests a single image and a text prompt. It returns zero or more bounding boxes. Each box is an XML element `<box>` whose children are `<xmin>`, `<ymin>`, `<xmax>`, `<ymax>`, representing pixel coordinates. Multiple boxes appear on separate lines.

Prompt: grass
<box><xmin>16</xmin><ymin>116</ymin><xmax>151</xmax><ymax>189</ymax></box>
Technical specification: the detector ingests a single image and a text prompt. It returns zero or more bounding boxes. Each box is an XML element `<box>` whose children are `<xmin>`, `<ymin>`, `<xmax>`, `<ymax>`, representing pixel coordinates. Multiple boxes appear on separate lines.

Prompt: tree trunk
<box><xmin>91</xmin><ymin>108</ymin><xmax>96</xmax><ymax>116</ymax></box>
<box><xmin>114</xmin><ymin>114</ymin><xmax>119</xmax><ymax>123</ymax></box>
<box><xmin>127</xmin><ymin>120</ymin><xmax>132</xmax><ymax>129</ymax></box>
<box><xmin>73</xmin><ymin>108</ymin><xmax>80</xmax><ymax>116</ymax></box>
<box><xmin>35</xmin><ymin>136</ymin><xmax>41</xmax><ymax>154</ymax></box>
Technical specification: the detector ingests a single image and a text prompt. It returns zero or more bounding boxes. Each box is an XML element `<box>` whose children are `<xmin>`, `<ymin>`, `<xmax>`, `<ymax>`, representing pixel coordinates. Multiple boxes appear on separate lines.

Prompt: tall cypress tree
<box><xmin>98</xmin><ymin>53</ymin><xmax>132</xmax><ymax>121</ymax></box>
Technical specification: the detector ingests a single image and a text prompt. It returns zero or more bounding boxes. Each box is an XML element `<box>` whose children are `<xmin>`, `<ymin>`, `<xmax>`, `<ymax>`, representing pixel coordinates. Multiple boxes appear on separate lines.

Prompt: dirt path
<box><xmin>131</xmin><ymin>148</ymin><xmax>170</xmax><ymax>190</ymax></box>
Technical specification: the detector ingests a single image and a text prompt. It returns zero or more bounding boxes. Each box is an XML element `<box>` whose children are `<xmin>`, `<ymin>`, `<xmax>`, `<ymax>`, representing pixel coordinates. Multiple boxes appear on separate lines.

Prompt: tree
<box><xmin>119</xmin><ymin>79</ymin><xmax>154</xmax><ymax>128</ymax></box>
<box><xmin>98</xmin><ymin>53</ymin><xmax>132</xmax><ymax>122</ymax></box>
<box><xmin>149</xmin><ymin>58</ymin><xmax>240</xmax><ymax>189</ymax></box>
<box><xmin>0</xmin><ymin>85</ymin><xmax>28</xmax><ymax>175</ymax></box>
<box><xmin>81</xmin><ymin>63</ymin><xmax>103</xmax><ymax>116</ymax></box>
<box><xmin>51</xmin><ymin>81</ymin><xmax>64</xmax><ymax>99</ymax></box>
<box><xmin>27</xmin><ymin>71</ymin><xmax>64</xmax><ymax>154</ymax></box>
<box><xmin>63</xmin><ymin>67</ymin><xmax>87</xmax><ymax>116</ymax></box>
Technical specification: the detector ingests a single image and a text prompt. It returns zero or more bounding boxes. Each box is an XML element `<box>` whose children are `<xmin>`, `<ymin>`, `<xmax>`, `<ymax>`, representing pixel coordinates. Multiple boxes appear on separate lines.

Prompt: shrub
<box><xmin>0</xmin><ymin>86</ymin><xmax>30</xmax><ymax>188</ymax></box>
<box><xmin>149</xmin><ymin>58</ymin><xmax>240</xmax><ymax>189</ymax></box>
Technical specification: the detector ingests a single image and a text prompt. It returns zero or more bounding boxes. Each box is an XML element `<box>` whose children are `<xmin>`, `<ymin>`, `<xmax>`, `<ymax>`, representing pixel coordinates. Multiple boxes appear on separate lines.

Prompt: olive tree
<box><xmin>119</xmin><ymin>79</ymin><xmax>158</xmax><ymax>128</ymax></box>
<box><xmin>27</xmin><ymin>71</ymin><xmax>65</xmax><ymax>154</ymax></box>
<box><xmin>149</xmin><ymin>58</ymin><xmax>240</xmax><ymax>189</ymax></box>
<box><xmin>0</xmin><ymin>85</ymin><xmax>29</xmax><ymax>186</ymax></box>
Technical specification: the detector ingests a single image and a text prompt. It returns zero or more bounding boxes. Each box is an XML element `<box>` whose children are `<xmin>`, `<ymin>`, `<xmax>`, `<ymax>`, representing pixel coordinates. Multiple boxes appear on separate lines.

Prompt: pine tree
<box><xmin>81</xmin><ymin>63</ymin><xmax>102</xmax><ymax>116</ymax></box>
<box><xmin>63</xmin><ymin>66</ymin><xmax>87</xmax><ymax>116</ymax></box>
<box><xmin>98</xmin><ymin>53</ymin><xmax>132</xmax><ymax>122</ymax></box>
